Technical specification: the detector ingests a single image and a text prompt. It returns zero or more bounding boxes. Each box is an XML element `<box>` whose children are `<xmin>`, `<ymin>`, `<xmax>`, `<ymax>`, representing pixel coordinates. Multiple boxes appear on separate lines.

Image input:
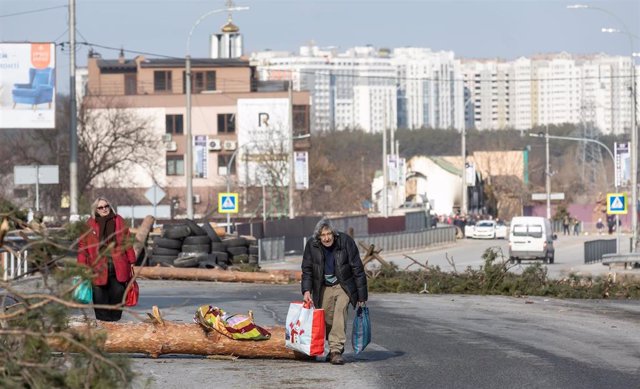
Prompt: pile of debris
<box><xmin>146</xmin><ymin>220</ymin><xmax>258</xmax><ymax>270</ymax></box>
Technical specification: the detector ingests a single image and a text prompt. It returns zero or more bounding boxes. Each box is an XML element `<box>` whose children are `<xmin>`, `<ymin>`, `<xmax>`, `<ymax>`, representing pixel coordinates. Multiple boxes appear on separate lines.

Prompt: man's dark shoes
<box><xmin>329</xmin><ymin>351</ymin><xmax>345</xmax><ymax>365</ymax></box>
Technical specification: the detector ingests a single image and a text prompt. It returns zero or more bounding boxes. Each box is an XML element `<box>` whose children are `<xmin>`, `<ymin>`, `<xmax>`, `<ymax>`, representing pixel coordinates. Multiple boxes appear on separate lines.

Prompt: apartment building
<box><xmin>253</xmin><ymin>46</ymin><xmax>399</xmax><ymax>133</ymax></box>
<box><xmin>462</xmin><ymin>53</ymin><xmax>638</xmax><ymax>134</ymax></box>
<box><xmin>83</xmin><ymin>50</ymin><xmax>310</xmax><ymax>215</ymax></box>
<box><xmin>253</xmin><ymin>46</ymin><xmax>468</xmax><ymax>133</ymax></box>
<box><xmin>391</xmin><ymin>48</ymin><xmax>464</xmax><ymax>131</ymax></box>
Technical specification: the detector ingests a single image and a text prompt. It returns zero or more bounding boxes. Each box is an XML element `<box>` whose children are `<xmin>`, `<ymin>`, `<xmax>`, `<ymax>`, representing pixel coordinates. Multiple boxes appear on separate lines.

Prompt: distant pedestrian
<box><xmin>572</xmin><ymin>218</ymin><xmax>580</xmax><ymax>236</ymax></box>
<box><xmin>596</xmin><ymin>218</ymin><xmax>604</xmax><ymax>235</ymax></box>
<box><xmin>562</xmin><ymin>215</ymin><xmax>570</xmax><ymax>235</ymax></box>
<box><xmin>77</xmin><ymin>196</ymin><xmax>136</xmax><ymax>322</ymax></box>
<box><xmin>607</xmin><ymin>215</ymin><xmax>615</xmax><ymax>235</ymax></box>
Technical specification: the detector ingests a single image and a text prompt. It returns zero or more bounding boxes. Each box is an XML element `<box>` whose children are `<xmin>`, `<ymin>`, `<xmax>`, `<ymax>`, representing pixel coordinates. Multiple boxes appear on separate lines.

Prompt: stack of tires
<box><xmin>220</xmin><ymin>236</ymin><xmax>259</xmax><ymax>266</ymax></box>
<box><xmin>149</xmin><ymin>220</ymin><xmax>230</xmax><ymax>269</ymax></box>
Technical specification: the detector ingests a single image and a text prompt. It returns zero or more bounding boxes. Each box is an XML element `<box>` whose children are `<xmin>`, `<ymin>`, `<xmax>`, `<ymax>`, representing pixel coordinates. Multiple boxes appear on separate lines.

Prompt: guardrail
<box><xmin>355</xmin><ymin>226</ymin><xmax>456</xmax><ymax>253</ymax></box>
<box><xmin>1</xmin><ymin>251</ymin><xmax>29</xmax><ymax>281</ymax></box>
<box><xmin>602</xmin><ymin>253</ymin><xmax>640</xmax><ymax>270</ymax></box>
<box><xmin>258</xmin><ymin>236</ymin><xmax>285</xmax><ymax>263</ymax></box>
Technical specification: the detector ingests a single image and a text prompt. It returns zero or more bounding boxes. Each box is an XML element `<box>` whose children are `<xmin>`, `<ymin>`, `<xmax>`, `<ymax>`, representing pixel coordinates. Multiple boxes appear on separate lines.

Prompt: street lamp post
<box><xmin>530</xmin><ymin>132</ymin><xmax>620</xmax><ymax>250</ymax></box>
<box><xmin>461</xmin><ymin>97</ymin><xmax>473</xmax><ymax>215</ymax></box>
<box><xmin>567</xmin><ymin>3</ymin><xmax>638</xmax><ymax>250</ymax></box>
<box><xmin>185</xmin><ymin>5</ymin><xmax>248</xmax><ymax>219</ymax></box>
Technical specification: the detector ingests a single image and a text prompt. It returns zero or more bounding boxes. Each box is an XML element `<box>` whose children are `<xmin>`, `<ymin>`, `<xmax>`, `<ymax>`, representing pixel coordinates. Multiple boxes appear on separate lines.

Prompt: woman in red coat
<box><xmin>77</xmin><ymin>196</ymin><xmax>136</xmax><ymax>321</ymax></box>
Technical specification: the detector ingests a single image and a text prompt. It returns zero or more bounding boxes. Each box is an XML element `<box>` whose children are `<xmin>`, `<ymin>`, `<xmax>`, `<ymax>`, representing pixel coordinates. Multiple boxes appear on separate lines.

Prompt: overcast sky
<box><xmin>1</xmin><ymin>0</ymin><xmax>638</xmax><ymax>91</ymax></box>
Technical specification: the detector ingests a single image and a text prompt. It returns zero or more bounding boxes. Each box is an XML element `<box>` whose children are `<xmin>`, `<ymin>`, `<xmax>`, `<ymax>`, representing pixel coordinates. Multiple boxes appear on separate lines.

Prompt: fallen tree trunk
<box><xmin>134</xmin><ymin>266</ymin><xmax>301</xmax><ymax>284</ymax></box>
<box><xmin>57</xmin><ymin>307</ymin><xmax>303</xmax><ymax>359</ymax></box>
<box><xmin>93</xmin><ymin>321</ymin><xmax>297</xmax><ymax>359</ymax></box>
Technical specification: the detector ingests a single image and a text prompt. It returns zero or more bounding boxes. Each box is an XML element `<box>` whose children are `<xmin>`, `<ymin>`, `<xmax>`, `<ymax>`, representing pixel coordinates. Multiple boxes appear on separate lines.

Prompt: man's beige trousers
<box><xmin>321</xmin><ymin>284</ymin><xmax>350</xmax><ymax>353</ymax></box>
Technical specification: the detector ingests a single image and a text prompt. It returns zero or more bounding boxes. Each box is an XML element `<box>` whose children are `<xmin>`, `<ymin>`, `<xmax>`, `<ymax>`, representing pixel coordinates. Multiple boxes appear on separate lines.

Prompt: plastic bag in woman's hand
<box><xmin>72</xmin><ymin>276</ymin><xmax>92</xmax><ymax>304</ymax></box>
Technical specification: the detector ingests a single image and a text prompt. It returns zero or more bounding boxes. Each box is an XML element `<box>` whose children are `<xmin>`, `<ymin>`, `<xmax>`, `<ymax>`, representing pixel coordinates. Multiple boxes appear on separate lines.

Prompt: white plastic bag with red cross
<box><xmin>284</xmin><ymin>301</ymin><xmax>328</xmax><ymax>357</ymax></box>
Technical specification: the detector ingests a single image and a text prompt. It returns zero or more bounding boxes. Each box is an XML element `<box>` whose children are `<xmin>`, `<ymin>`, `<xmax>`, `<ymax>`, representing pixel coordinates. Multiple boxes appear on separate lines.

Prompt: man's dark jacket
<box><xmin>301</xmin><ymin>232</ymin><xmax>368</xmax><ymax>308</ymax></box>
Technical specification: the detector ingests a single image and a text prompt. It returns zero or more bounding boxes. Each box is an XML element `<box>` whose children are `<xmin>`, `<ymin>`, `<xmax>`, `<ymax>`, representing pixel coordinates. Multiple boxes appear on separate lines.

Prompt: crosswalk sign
<box><xmin>218</xmin><ymin>193</ymin><xmax>239</xmax><ymax>214</ymax></box>
<box><xmin>606</xmin><ymin>193</ymin><xmax>627</xmax><ymax>215</ymax></box>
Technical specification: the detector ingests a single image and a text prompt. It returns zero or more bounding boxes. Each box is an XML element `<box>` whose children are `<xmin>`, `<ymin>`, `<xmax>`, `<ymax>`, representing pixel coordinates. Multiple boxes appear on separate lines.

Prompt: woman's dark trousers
<box><xmin>92</xmin><ymin>262</ymin><xmax>126</xmax><ymax>321</ymax></box>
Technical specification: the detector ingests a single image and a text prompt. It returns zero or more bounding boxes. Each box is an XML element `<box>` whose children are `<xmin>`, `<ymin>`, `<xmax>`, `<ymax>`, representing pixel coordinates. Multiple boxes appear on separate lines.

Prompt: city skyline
<box><xmin>1</xmin><ymin>0</ymin><xmax>638</xmax><ymax>95</ymax></box>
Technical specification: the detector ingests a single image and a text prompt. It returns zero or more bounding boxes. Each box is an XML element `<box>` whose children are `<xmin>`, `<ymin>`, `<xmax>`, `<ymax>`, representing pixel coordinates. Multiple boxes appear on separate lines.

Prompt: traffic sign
<box><xmin>607</xmin><ymin>193</ymin><xmax>627</xmax><ymax>215</ymax></box>
<box><xmin>145</xmin><ymin>184</ymin><xmax>166</xmax><ymax>205</ymax></box>
<box><xmin>218</xmin><ymin>193</ymin><xmax>239</xmax><ymax>214</ymax></box>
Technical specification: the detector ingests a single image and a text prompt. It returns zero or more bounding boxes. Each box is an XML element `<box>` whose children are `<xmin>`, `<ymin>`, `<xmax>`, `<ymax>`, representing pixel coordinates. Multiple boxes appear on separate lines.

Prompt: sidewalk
<box><xmin>259</xmin><ymin>255</ymin><xmax>303</xmax><ymax>271</ymax></box>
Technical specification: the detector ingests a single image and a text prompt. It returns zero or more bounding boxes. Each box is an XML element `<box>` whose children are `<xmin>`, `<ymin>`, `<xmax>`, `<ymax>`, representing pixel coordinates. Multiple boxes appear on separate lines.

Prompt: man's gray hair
<box><xmin>313</xmin><ymin>217</ymin><xmax>337</xmax><ymax>239</ymax></box>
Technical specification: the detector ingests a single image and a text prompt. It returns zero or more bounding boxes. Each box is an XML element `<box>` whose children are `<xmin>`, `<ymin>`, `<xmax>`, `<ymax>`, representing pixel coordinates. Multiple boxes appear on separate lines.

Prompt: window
<box><xmin>183</xmin><ymin>71</ymin><xmax>216</xmax><ymax>93</ymax></box>
<box><xmin>154</xmin><ymin>71</ymin><xmax>172</xmax><ymax>92</ymax></box>
<box><xmin>512</xmin><ymin>224</ymin><xmax>543</xmax><ymax>238</ymax></box>
<box><xmin>166</xmin><ymin>155</ymin><xmax>184</xmax><ymax>176</ymax></box>
<box><xmin>166</xmin><ymin>114</ymin><xmax>183</xmax><ymax>134</ymax></box>
<box><xmin>217</xmin><ymin>154</ymin><xmax>236</xmax><ymax>175</ymax></box>
<box><xmin>217</xmin><ymin>113</ymin><xmax>235</xmax><ymax>133</ymax></box>
<box><xmin>124</xmin><ymin>74</ymin><xmax>137</xmax><ymax>95</ymax></box>
<box><xmin>293</xmin><ymin>105</ymin><xmax>310</xmax><ymax>135</ymax></box>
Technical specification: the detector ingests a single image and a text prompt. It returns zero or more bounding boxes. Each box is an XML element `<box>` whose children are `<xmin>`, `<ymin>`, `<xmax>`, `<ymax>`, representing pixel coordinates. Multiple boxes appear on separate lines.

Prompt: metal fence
<box><xmin>1</xmin><ymin>251</ymin><xmax>29</xmax><ymax>281</ymax></box>
<box><xmin>405</xmin><ymin>211</ymin><xmax>427</xmax><ymax>232</ymax></box>
<box><xmin>330</xmin><ymin>215</ymin><xmax>368</xmax><ymax>236</ymax></box>
<box><xmin>258</xmin><ymin>236</ymin><xmax>285</xmax><ymax>263</ymax></box>
<box><xmin>355</xmin><ymin>226</ymin><xmax>456</xmax><ymax>253</ymax></box>
<box><xmin>584</xmin><ymin>239</ymin><xmax>617</xmax><ymax>264</ymax></box>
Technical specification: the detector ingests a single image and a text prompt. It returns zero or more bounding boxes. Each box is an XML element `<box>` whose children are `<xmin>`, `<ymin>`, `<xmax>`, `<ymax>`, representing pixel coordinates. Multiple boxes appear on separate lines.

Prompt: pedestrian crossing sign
<box><xmin>218</xmin><ymin>193</ymin><xmax>239</xmax><ymax>214</ymax></box>
<box><xmin>606</xmin><ymin>193</ymin><xmax>627</xmax><ymax>215</ymax></box>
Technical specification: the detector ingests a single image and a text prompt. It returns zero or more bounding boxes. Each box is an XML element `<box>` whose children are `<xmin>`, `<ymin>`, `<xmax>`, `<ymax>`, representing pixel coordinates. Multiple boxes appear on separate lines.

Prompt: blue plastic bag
<box><xmin>72</xmin><ymin>276</ymin><xmax>93</xmax><ymax>304</ymax></box>
<box><xmin>351</xmin><ymin>304</ymin><xmax>371</xmax><ymax>354</ymax></box>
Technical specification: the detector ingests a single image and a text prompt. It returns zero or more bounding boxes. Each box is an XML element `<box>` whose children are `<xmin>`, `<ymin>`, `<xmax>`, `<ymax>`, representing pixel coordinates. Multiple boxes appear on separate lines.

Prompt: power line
<box><xmin>0</xmin><ymin>4</ymin><xmax>67</xmax><ymax>18</ymax></box>
<box><xmin>64</xmin><ymin>40</ymin><xmax>637</xmax><ymax>84</ymax></box>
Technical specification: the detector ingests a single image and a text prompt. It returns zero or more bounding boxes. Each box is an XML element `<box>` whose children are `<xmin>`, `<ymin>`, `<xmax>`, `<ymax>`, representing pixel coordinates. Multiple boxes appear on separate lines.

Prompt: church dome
<box><xmin>221</xmin><ymin>21</ymin><xmax>240</xmax><ymax>33</ymax></box>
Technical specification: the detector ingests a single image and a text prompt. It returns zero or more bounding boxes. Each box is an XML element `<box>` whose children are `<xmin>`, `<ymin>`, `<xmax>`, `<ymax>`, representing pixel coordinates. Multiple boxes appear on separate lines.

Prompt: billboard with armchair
<box><xmin>0</xmin><ymin>42</ymin><xmax>56</xmax><ymax>129</ymax></box>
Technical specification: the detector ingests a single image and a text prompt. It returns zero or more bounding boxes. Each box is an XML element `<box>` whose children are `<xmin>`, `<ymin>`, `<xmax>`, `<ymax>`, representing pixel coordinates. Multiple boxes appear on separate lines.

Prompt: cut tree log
<box><xmin>134</xmin><ymin>266</ymin><xmax>301</xmax><ymax>284</ymax></box>
<box><xmin>95</xmin><ymin>321</ymin><xmax>297</xmax><ymax>359</ymax></box>
<box><xmin>58</xmin><ymin>307</ymin><xmax>304</xmax><ymax>359</ymax></box>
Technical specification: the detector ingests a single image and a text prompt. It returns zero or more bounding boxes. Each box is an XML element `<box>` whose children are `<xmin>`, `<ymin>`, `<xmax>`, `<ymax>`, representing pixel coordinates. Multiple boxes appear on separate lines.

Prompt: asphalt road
<box><xmin>127</xmin><ymin>280</ymin><xmax>640</xmax><ymax>389</ymax></box>
<box><xmin>381</xmin><ymin>233</ymin><xmax>636</xmax><ymax>279</ymax></box>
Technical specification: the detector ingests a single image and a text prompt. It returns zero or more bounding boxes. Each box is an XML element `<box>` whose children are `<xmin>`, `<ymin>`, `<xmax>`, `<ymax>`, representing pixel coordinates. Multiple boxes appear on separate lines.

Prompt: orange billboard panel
<box><xmin>31</xmin><ymin>43</ymin><xmax>52</xmax><ymax>69</ymax></box>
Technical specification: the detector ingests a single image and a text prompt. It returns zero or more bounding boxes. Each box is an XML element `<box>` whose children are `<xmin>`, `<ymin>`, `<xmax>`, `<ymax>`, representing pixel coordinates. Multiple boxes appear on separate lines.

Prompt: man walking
<box><xmin>302</xmin><ymin>218</ymin><xmax>368</xmax><ymax>365</ymax></box>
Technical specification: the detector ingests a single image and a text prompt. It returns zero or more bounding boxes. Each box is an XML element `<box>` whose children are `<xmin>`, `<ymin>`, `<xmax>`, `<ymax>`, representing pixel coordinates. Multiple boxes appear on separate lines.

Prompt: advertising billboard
<box><xmin>294</xmin><ymin>151</ymin><xmax>309</xmax><ymax>190</ymax></box>
<box><xmin>615</xmin><ymin>142</ymin><xmax>630</xmax><ymax>188</ymax></box>
<box><xmin>237</xmin><ymin>98</ymin><xmax>291</xmax><ymax>186</ymax></box>
<box><xmin>0</xmin><ymin>42</ymin><xmax>56</xmax><ymax>129</ymax></box>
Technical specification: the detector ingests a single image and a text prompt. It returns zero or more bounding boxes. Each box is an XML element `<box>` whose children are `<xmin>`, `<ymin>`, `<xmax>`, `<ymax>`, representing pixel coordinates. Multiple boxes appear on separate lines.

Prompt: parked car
<box><xmin>466</xmin><ymin>220</ymin><xmax>508</xmax><ymax>239</ymax></box>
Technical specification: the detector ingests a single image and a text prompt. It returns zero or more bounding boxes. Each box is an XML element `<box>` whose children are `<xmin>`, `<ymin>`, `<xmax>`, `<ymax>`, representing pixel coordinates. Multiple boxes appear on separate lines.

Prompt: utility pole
<box><xmin>382</xmin><ymin>110</ymin><xmax>388</xmax><ymax>217</ymax></box>
<box><xmin>545</xmin><ymin>125</ymin><xmax>551</xmax><ymax>220</ymax></box>
<box><xmin>185</xmin><ymin>54</ymin><xmax>193</xmax><ymax>219</ymax></box>
<box><xmin>69</xmin><ymin>0</ymin><xmax>78</xmax><ymax>217</ymax></box>
<box><xmin>288</xmin><ymin>71</ymin><xmax>295</xmax><ymax>219</ymax></box>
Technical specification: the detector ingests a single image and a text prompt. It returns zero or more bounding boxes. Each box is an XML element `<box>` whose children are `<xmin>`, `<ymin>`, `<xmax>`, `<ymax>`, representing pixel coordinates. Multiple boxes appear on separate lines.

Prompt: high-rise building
<box><xmin>462</xmin><ymin>53</ymin><xmax>638</xmax><ymax>135</ymax></box>
<box><xmin>252</xmin><ymin>45</ymin><xmax>398</xmax><ymax>133</ymax></box>
<box><xmin>391</xmin><ymin>48</ymin><xmax>464</xmax><ymax>131</ymax></box>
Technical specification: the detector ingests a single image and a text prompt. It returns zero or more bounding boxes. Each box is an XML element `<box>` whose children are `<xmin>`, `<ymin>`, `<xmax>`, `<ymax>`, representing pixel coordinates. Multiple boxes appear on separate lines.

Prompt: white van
<box><xmin>508</xmin><ymin>216</ymin><xmax>556</xmax><ymax>264</ymax></box>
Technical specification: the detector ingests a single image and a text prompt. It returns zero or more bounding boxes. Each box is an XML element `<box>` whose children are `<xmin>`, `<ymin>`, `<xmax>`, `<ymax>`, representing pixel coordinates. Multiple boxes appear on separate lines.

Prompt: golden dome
<box><xmin>221</xmin><ymin>21</ymin><xmax>240</xmax><ymax>33</ymax></box>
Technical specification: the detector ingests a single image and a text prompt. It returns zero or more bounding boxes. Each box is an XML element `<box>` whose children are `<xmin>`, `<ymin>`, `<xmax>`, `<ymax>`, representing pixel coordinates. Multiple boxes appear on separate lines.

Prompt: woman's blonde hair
<box><xmin>90</xmin><ymin>196</ymin><xmax>115</xmax><ymax>216</ymax></box>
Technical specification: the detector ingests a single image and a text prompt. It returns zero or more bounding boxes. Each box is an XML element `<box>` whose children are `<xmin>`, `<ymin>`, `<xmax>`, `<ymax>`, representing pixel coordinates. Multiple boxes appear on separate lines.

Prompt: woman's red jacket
<box><xmin>77</xmin><ymin>215</ymin><xmax>136</xmax><ymax>286</ymax></box>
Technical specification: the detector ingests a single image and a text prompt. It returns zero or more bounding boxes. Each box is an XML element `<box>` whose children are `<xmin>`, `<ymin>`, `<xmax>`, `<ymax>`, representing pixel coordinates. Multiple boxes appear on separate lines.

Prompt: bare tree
<box><xmin>240</xmin><ymin>138</ymin><xmax>290</xmax><ymax>217</ymax></box>
<box><xmin>77</xmin><ymin>97</ymin><xmax>161</xmax><ymax>193</ymax></box>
